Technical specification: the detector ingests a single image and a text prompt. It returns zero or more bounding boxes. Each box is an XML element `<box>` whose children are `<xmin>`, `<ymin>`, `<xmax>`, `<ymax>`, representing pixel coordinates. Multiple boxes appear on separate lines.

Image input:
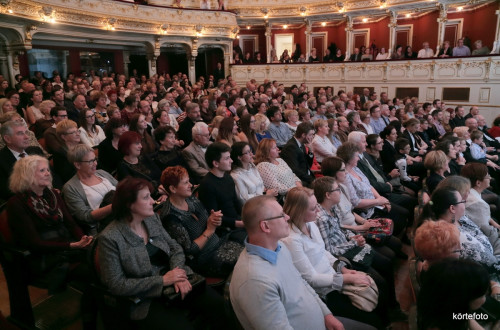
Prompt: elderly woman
<box><xmin>230</xmin><ymin>141</ymin><xmax>277</xmax><ymax>206</ymax></box>
<box><xmin>159</xmin><ymin>166</ymin><xmax>244</xmax><ymax>277</ymax></box>
<box><xmin>311</xmin><ymin>119</ymin><xmax>336</xmax><ymax>163</ymax></box>
<box><xmin>117</xmin><ymin>131</ymin><xmax>166</xmax><ymax>201</ymax></box>
<box><xmin>78</xmin><ymin>108</ymin><xmax>105</xmax><ymax>148</ymax></box>
<box><xmin>7</xmin><ymin>155</ymin><xmax>93</xmax><ymax>294</ymax></box>
<box><xmin>255</xmin><ymin>138</ymin><xmax>302</xmax><ymax>197</ymax></box>
<box><xmin>152</xmin><ymin>125</ymin><xmax>187</xmax><ymax>171</ymax></box>
<box><xmin>129</xmin><ymin>113</ymin><xmax>156</xmax><ymax>156</ymax></box>
<box><xmin>62</xmin><ymin>144</ymin><xmax>117</xmax><ymax>235</ymax></box>
<box><xmin>97</xmin><ymin>117</ymin><xmax>128</xmax><ymax>174</ymax></box>
<box><xmin>282</xmin><ymin>186</ymin><xmax>386</xmax><ymax>328</ymax></box>
<box><xmin>53</xmin><ymin>119</ymin><xmax>81</xmax><ymax>183</ymax></box>
<box><xmin>32</xmin><ymin>99</ymin><xmax>56</xmax><ymax>139</ymax></box>
<box><xmin>461</xmin><ymin>163</ymin><xmax>500</xmax><ymax>248</ymax></box>
<box><xmin>98</xmin><ymin>177</ymin><xmax>226</xmax><ymax>327</ymax></box>
<box><xmin>423</xmin><ymin>150</ymin><xmax>448</xmax><ymax>194</ymax></box>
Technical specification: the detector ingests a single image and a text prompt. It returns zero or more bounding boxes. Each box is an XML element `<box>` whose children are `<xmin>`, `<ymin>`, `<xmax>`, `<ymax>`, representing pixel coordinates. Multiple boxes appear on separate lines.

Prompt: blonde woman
<box><xmin>254</xmin><ymin>113</ymin><xmax>272</xmax><ymax>141</ymax></box>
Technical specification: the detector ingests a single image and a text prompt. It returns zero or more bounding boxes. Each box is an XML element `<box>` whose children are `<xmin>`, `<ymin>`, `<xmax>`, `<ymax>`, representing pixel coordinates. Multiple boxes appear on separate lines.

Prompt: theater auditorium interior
<box><xmin>0</xmin><ymin>0</ymin><xmax>500</xmax><ymax>329</ymax></box>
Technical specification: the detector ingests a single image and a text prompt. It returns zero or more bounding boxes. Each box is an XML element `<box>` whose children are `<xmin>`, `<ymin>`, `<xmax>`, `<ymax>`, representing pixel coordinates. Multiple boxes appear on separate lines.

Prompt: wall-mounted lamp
<box><xmin>321</xmin><ymin>22</ymin><xmax>326</xmax><ymax>27</ymax></box>
<box><xmin>299</xmin><ymin>6</ymin><xmax>307</xmax><ymax>16</ymax></box>
<box><xmin>160</xmin><ymin>23</ymin><xmax>169</xmax><ymax>34</ymax></box>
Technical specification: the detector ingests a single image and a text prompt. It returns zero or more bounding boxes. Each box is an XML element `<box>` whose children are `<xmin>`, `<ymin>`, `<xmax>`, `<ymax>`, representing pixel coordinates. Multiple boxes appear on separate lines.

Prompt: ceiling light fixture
<box><xmin>321</xmin><ymin>22</ymin><xmax>326</xmax><ymax>27</ymax></box>
<box><xmin>362</xmin><ymin>18</ymin><xmax>368</xmax><ymax>22</ymax></box>
<box><xmin>405</xmin><ymin>13</ymin><xmax>411</xmax><ymax>18</ymax></box>
<box><xmin>283</xmin><ymin>24</ymin><xmax>288</xmax><ymax>29</ymax></box>
<box><xmin>457</xmin><ymin>6</ymin><xmax>463</xmax><ymax>11</ymax></box>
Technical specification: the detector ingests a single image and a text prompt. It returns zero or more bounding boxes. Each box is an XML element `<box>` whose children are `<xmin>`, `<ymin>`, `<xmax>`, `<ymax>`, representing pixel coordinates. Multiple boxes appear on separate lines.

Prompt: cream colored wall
<box><xmin>231</xmin><ymin>57</ymin><xmax>500</xmax><ymax>124</ymax></box>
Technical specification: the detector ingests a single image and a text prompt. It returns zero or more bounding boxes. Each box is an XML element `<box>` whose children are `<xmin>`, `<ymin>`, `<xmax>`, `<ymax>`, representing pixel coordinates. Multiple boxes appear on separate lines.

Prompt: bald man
<box><xmin>229</xmin><ymin>195</ymin><xmax>373</xmax><ymax>330</ymax></box>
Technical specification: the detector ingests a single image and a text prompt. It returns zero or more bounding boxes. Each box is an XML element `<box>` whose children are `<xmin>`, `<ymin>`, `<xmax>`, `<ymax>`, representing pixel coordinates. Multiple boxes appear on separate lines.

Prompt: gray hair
<box><xmin>192</xmin><ymin>121</ymin><xmax>209</xmax><ymax>136</ymax></box>
<box><xmin>347</xmin><ymin>131</ymin><xmax>366</xmax><ymax>143</ymax></box>
<box><xmin>67</xmin><ymin>143</ymin><xmax>94</xmax><ymax>164</ymax></box>
<box><xmin>0</xmin><ymin>120</ymin><xmax>25</xmax><ymax>140</ymax></box>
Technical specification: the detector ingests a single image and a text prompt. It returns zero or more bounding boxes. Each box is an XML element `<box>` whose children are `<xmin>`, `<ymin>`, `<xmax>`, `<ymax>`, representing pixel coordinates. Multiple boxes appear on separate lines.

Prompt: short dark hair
<box><xmin>432</xmin><ymin>109</ymin><xmax>442</xmax><ymax>118</ymax></box>
<box><xmin>395</xmin><ymin>138</ymin><xmax>410</xmax><ymax>152</ymax></box>
<box><xmin>104</xmin><ymin>117</ymin><xmax>127</xmax><ymax>139</ymax></box>
<box><xmin>366</xmin><ymin>134</ymin><xmax>379</xmax><ymax>149</ymax></box>
<box><xmin>432</xmin><ymin>99</ymin><xmax>440</xmax><ymax>106</ymax></box>
<box><xmin>369</xmin><ymin>105</ymin><xmax>379</xmax><ymax>114</ymax></box>
<box><xmin>461</xmin><ymin>163</ymin><xmax>488</xmax><ymax>187</ymax></box>
<box><xmin>153</xmin><ymin>125</ymin><xmax>176</xmax><ymax>143</ymax></box>
<box><xmin>124</xmin><ymin>95</ymin><xmax>137</xmax><ymax>107</ymax></box>
<box><xmin>295</xmin><ymin>121</ymin><xmax>314</xmax><ymax>138</ymax></box>
<box><xmin>112</xmin><ymin>177</ymin><xmax>153</xmax><ymax>222</ymax></box>
<box><xmin>266</xmin><ymin>106</ymin><xmax>281</xmax><ymax>119</ymax></box>
<box><xmin>230</xmin><ymin>141</ymin><xmax>249</xmax><ymax>169</ymax></box>
<box><xmin>321</xmin><ymin>156</ymin><xmax>344</xmax><ymax>177</ymax></box>
<box><xmin>50</xmin><ymin>105</ymin><xmax>66</xmax><ymax>118</ymax></box>
<box><xmin>205</xmin><ymin>142</ymin><xmax>231</xmax><ymax>169</ymax></box>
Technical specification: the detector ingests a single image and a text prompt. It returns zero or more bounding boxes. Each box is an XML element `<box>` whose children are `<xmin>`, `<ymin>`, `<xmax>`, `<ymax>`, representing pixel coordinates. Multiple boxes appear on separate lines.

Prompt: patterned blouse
<box><xmin>256</xmin><ymin>158</ymin><xmax>300</xmax><ymax>195</ymax></box>
<box><xmin>458</xmin><ymin>215</ymin><xmax>500</xmax><ymax>282</ymax></box>
<box><xmin>315</xmin><ymin>204</ymin><xmax>358</xmax><ymax>257</ymax></box>
<box><xmin>344</xmin><ymin>166</ymin><xmax>375</xmax><ymax>218</ymax></box>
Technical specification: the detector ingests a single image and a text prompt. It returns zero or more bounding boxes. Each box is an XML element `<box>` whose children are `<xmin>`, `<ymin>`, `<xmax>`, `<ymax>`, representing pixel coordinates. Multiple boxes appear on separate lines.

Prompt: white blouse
<box><xmin>311</xmin><ymin>134</ymin><xmax>336</xmax><ymax>163</ymax></box>
<box><xmin>231</xmin><ymin>163</ymin><xmax>266</xmax><ymax>205</ymax></box>
<box><xmin>257</xmin><ymin>158</ymin><xmax>300</xmax><ymax>195</ymax></box>
<box><xmin>79</xmin><ymin>126</ymin><xmax>106</xmax><ymax>148</ymax></box>
<box><xmin>81</xmin><ymin>177</ymin><xmax>115</xmax><ymax>210</ymax></box>
<box><xmin>281</xmin><ymin>222</ymin><xmax>343</xmax><ymax>297</ymax></box>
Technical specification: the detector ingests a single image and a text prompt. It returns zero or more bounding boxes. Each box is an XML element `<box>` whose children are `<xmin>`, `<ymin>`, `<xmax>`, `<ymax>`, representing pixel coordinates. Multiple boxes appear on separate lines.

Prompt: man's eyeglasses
<box><xmin>262</xmin><ymin>213</ymin><xmax>287</xmax><ymax>221</ymax></box>
<box><xmin>328</xmin><ymin>188</ymin><xmax>341</xmax><ymax>193</ymax></box>
<box><xmin>452</xmin><ymin>200</ymin><xmax>466</xmax><ymax>205</ymax></box>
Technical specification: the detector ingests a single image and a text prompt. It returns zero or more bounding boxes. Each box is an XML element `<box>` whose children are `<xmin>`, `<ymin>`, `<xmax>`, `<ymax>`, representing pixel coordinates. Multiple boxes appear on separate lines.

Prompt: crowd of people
<box><xmin>233</xmin><ymin>37</ymin><xmax>492</xmax><ymax>64</ymax></box>
<box><xmin>1</xmin><ymin>67</ymin><xmax>500</xmax><ymax>329</ymax></box>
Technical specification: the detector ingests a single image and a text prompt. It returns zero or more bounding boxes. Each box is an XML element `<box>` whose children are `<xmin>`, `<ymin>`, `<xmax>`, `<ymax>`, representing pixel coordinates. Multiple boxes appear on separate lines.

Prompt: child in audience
<box><xmin>394</xmin><ymin>138</ymin><xmax>421</xmax><ymax>194</ymax></box>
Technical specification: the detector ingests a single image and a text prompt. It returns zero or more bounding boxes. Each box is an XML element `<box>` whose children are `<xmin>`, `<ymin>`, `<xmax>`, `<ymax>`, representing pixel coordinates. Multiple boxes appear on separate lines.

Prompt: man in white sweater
<box><xmin>229</xmin><ymin>195</ymin><xmax>374</xmax><ymax>330</ymax></box>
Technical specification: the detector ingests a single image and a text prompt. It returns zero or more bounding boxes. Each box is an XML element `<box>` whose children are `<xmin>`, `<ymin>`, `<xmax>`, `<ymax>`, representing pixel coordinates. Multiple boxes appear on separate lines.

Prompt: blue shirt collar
<box><xmin>245</xmin><ymin>239</ymin><xmax>281</xmax><ymax>265</ymax></box>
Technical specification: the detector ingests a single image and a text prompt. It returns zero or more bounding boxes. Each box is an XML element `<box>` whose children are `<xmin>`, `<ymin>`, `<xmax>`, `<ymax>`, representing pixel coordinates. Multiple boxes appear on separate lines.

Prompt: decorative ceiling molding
<box><xmin>0</xmin><ymin>0</ymin><xmax>238</xmax><ymax>39</ymax></box>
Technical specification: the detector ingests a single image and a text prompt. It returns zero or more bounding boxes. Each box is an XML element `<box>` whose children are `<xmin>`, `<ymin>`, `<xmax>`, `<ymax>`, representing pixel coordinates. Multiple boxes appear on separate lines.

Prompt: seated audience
<box><xmin>216</xmin><ymin>116</ymin><xmax>240</xmax><ymax>147</ymax></box>
<box><xmin>159</xmin><ymin>166</ymin><xmax>244</xmax><ymax>277</ymax></box>
<box><xmin>153</xmin><ymin>106</ymin><xmax>178</xmax><ymax>132</ymax></box>
<box><xmin>198</xmin><ymin>142</ymin><xmax>245</xmax><ymax>240</ymax></box>
<box><xmin>438</xmin><ymin>40</ymin><xmax>453</xmax><ymax>58</ymax></box>
<box><xmin>453</xmin><ymin>38</ymin><xmax>471</xmax><ymax>57</ymax></box>
<box><xmin>98</xmin><ymin>177</ymin><xmax>226</xmax><ymax>328</ymax></box>
<box><xmin>267</xmin><ymin>106</ymin><xmax>292</xmax><ymax>148</ymax></box>
<box><xmin>236</xmin><ymin>113</ymin><xmax>259</xmax><ymax>152</ymax></box>
<box><xmin>282</xmin><ymin>186</ymin><xmax>386</xmax><ymax>328</ymax></box>
<box><xmin>63</xmin><ymin>144</ymin><xmax>117</xmax><ymax>234</ymax></box>
<box><xmin>31</xmin><ymin>99</ymin><xmax>56</xmax><ymax>139</ymax></box>
<box><xmin>117</xmin><ymin>131</ymin><xmax>165</xmax><ymax>200</ymax></box>
<box><xmin>97</xmin><ymin>117</ymin><xmax>128</xmax><ymax>173</ymax></box>
<box><xmin>230</xmin><ymin>141</ymin><xmax>277</xmax><ymax>206</ymax></box>
<box><xmin>313</xmin><ymin>175</ymin><xmax>406</xmax><ymax>321</ymax></box>
<box><xmin>424</xmin><ymin>150</ymin><xmax>448</xmax><ymax>194</ymax></box>
<box><xmin>178</xmin><ymin>102</ymin><xmax>201</xmax><ymax>147</ymax></box>
<box><xmin>43</xmin><ymin>106</ymin><xmax>68</xmax><ymax>155</ymax></box>
<box><xmin>182</xmin><ymin>122</ymin><xmax>211</xmax><ymax>183</ymax></box>
<box><xmin>472</xmin><ymin>39</ymin><xmax>490</xmax><ymax>55</ymax></box>
<box><xmin>151</xmin><ymin>122</ymin><xmax>184</xmax><ymax>166</ymax></box>
<box><xmin>418</xmin><ymin>259</ymin><xmax>494</xmax><ymax>330</ymax></box>
<box><xmin>229</xmin><ymin>195</ymin><xmax>370</xmax><ymax>330</ymax></box>
<box><xmin>53</xmin><ymin>119</ymin><xmax>80</xmax><ymax>183</ymax></box>
<box><xmin>0</xmin><ymin>120</ymin><xmax>45</xmax><ymax>201</ymax></box>
<box><xmin>417</xmin><ymin>42</ymin><xmax>434</xmax><ymax>58</ymax></box>
<box><xmin>435</xmin><ymin>138</ymin><xmax>463</xmax><ymax>175</ymax></box>
<box><xmin>6</xmin><ymin>155</ymin><xmax>94</xmax><ymax>326</ymax></box>
<box><xmin>280</xmin><ymin>122</ymin><xmax>316</xmax><ymax>186</ymax></box>
<box><xmin>129</xmin><ymin>113</ymin><xmax>156</xmax><ymax>156</ymax></box>
<box><xmin>311</xmin><ymin>119</ymin><xmax>336</xmax><ymax>163</ymax></box>
<box><xmin>78</xmin><ymin>108</ymin><xmax>105</xmax><ymax>148</ymax></box>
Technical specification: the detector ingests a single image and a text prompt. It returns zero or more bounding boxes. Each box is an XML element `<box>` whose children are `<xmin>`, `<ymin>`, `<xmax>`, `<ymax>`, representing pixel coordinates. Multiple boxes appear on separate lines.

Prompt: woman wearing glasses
<box><xmin>53</xmin><ymin>119</ymin><xmax>81</xmax><ymax>183</ymax></box>
<box><xmin>78</xmin><ymin>108</ymin><xmax>105</xmax><ymax>148</ymax></box>
<box><xmin>63</xmin><ymin>144</ymin><xmax>117</xmax><ymax>235</ymax></box>
<box><xmin>418</xmin><ymin>183</ymin><xmax>500</xmax><ymax>281</ymax></box>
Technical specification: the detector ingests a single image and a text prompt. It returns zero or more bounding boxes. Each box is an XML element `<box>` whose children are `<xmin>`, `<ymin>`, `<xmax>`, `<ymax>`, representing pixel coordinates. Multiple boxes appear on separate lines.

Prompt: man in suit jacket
<box><xmin>349</xmin><ymin>48</ymin><xmax>362</xmax><ymax>62</ymax></box>
<box><xmin>178</xmin><ymin>103</ymin><xmax>201</xmax><ymax>148</ymax></box>
<box><xmin>280</xmin><ymin>122</ymin><xmax>315</xmax><ymax>187</ymax></box>
<box><xmin>213</xmin><ymin>62</ymin><xmax>224</xmax><ymax>84</ymax></box>
<box><xmin>0</xmin><ymin>121</ymin><xmax>44</xmax><ymax>201</ymax></box>
<box><xmin>43</xmin><ymin>106</ymin><xmax>68</xmax><ymax>154</ymax></box>
<box><xmin>182</xmin><ymin>122</ymin><xmax>211</xmax><ymax>183</ymax></box>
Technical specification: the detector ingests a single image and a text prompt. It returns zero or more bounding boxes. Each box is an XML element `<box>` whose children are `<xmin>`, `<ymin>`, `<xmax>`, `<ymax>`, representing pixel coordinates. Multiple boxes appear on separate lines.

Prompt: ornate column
<box><xmin>189</xmin><ymin>38</ymin><xmax>199</xmax><ymax>83</ymax></box>
<box><xmin>123</xmin><ymin>51</ymin><xmax>131</xmax><ymax>77</ymax></box>
<box><xmin>387</xmin><ymin>10</ymin><xmax>397</xmax><ymax>58</ymax></box>
<box><xmin>265</xmin><ymin>21</ymin><xmax>272</xmax><ymax>63</ymax></box>
<box><xmin>344</xmin><ymin>16</ymin><xmax>354</xmax><ymax>60</ymax></box>
<box><xmin>436</xmin><ymin>3</ymin><xmax>448</xmax><ymax>55</ymax></box>
<box><xmin>492</xmin><ymin>4</ymin><xmax>500</xmax><ymax>54</ymax></box>
<box><xmin>224</xmin><ymin>41</ymin><xmax>231</xmax><ymax>78</ymax></box>
<box><xmin>305</xmin><ymin>19</ymin><xmax>312</xmax><ymax>60</ymax></box>
<box><xmin>147</xmin><ymin>37</ymin><xmax>161</xmax><ymax>77</ymax></box>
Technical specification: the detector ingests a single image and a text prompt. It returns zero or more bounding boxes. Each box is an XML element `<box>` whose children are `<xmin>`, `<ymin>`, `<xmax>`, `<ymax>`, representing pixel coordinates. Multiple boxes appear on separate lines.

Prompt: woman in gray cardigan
<box><xmin>62</xmin><ymin>144</ymin><xmax>117</xmax><ymax>234</ymax></box>
<box><xmin>98</xmin><ymin>177</ymin><xmax>226</xmax><ymax>328</ymax></box>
